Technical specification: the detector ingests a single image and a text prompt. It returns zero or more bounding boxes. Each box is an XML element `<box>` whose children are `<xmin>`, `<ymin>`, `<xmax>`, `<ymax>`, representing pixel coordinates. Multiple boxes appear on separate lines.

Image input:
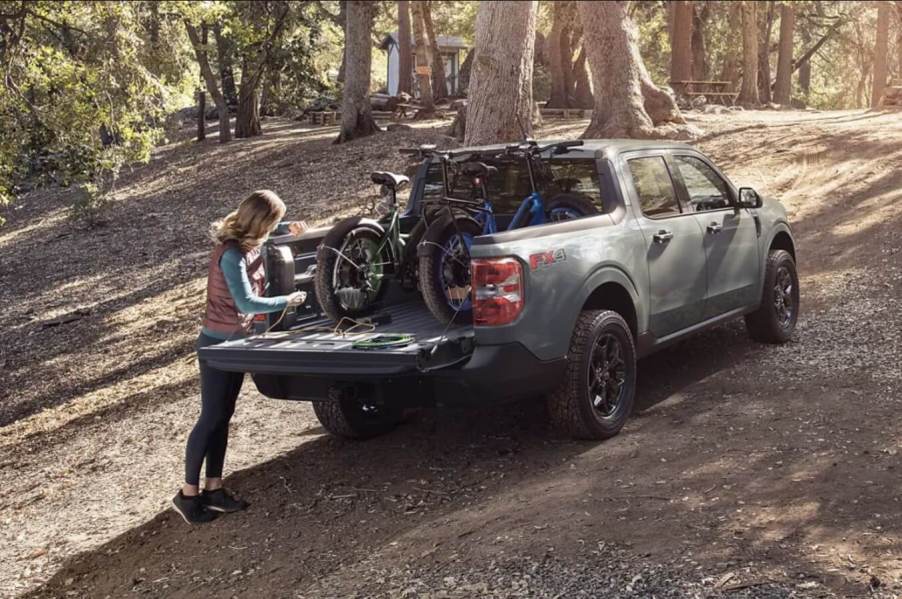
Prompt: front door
<box><xmin>625</xmin><ymin>155</ymin><xmax>708</xmax><ymax>338</ymax></box>
<box><xmin>669</xmin><ymin>155</ymin><xmax>760</xmax><ymax>318</ymax></box>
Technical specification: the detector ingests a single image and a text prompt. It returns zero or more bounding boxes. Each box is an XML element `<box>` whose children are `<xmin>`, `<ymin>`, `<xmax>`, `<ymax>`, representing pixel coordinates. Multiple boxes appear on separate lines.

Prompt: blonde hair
<box><xmin>211</xmin><ymin>190</ymin><xmax>286</xmax><ymax>252</ymax></box>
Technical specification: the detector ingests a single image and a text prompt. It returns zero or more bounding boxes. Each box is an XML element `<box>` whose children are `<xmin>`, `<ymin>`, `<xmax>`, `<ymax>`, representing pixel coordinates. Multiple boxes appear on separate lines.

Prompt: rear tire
<box><xmin>745</xmin><ymin>249</ymin><xmax>799</xmax><ymax>344</ymax></box>
<box><xmin>315</xmin><ymin>220</ymin><xmax>389</xmax><ymax>322</ymax></box>
<box><xmin>419</xmin><ymin>216</ymin><xmax>482</xmax><ymax>325</ymax></box>
<box><xmin>545</xmin><ymin>193</ymin><xmax>599</xmax><ymax>221</ymax></box>
<box><xmin>312</xmin><ymin>386</ymin><xmax>401</xmax><ymax>439</ymax></box>
<box><xmin>547</xmin><ymin>310</ymin><xmax>637</xmax><ymax>440</ymax></box>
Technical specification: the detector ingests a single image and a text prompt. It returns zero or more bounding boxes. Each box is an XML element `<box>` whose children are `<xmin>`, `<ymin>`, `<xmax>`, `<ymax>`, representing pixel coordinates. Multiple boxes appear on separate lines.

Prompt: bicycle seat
<box><xmin>460</xmin><ymin>162</ymin><xmax>498</xmax><ymax>179</ymax></box>
<box><xmin>370</xmin><ymin>171</ymin><xmax>409</xmax><ymax>190</ymax></box>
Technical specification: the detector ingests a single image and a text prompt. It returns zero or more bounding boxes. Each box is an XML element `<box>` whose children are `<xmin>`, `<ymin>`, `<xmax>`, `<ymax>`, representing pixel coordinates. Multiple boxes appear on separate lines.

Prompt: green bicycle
<box><xmin>314</xmin><ymin>170</ymin><xmax>425</xmax><ymax>322</ymax></box>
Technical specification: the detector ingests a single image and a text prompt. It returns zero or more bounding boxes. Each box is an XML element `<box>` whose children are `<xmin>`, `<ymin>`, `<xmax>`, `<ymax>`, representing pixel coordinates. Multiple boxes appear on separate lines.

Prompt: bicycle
<box><xmin>418</xmin><ymin>140</ymin><xmax>599</xmax><ymax>324</ymax></box>
<box><xmin>314</xmin><ymin>169</ymin><xmax>426</xmax><ymax>322</ymax></box>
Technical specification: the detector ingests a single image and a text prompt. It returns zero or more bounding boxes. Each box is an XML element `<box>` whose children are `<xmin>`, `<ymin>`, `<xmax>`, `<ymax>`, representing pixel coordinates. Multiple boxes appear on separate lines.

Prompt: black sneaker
<box><xmin>171</xmin><ymin>491</ymin><xmax>218</xmax><ymax>524</ymax></box>
<box><xmin>202</xmin><ymin>488</ymin><xmax>249</xmax><ymax>513</ymax></box>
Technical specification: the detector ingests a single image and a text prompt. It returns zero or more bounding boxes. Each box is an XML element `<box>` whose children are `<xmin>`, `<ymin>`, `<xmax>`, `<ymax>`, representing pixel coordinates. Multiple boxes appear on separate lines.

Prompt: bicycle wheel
<box><xmin>419</xmin><ymin>215</ymin><xmax>482</xmax><ymax>325</ymax></box>
<box><xmin>315</xmin><ymin>218</ymin><xmax>390</xmax><ymax>322</ymax></box>
<box><xmin>545</xmin><ymin>193</ymin><xmax>599</xmax><ymax>222</ymax></box>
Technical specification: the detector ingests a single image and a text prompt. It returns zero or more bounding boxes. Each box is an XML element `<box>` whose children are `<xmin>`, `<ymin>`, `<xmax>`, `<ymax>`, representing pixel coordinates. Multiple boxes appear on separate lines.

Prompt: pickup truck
<box><xmin>200</xmin><ymin>140</ymin><xmax>798</xmax><ymax>441</ymax></box>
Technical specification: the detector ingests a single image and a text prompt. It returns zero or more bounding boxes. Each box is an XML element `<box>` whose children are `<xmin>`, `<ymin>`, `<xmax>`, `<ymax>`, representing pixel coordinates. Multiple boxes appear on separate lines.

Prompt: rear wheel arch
<box><xmin>581</xmin><ymin>279</ymin><xmax>640</xmax><ymax>339</ymax></box>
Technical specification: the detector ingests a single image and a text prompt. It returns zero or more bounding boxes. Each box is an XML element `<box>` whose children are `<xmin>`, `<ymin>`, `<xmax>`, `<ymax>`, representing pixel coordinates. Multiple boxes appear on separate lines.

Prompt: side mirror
<box><xmin>737</xmin><ymin>187</ymin><xmax>762</xmax><ymax>209</ymax></box>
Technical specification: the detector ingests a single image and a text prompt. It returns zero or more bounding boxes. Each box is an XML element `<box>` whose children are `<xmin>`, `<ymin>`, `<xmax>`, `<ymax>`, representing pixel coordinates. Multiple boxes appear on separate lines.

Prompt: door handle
<box><xmin>653</xmin><ymin>229</ymin><xmax>673</xmax><ymax>244</ymax></box>
<box><xmin>707</xmin><ymin>222</ymin><xmax>723</xmax><ymax>234</ymax></box>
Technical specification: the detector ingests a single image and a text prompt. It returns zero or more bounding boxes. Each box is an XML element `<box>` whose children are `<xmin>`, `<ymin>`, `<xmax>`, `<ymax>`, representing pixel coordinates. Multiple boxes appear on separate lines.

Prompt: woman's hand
<box><xmin>287</xmin><ymin>221</ymin><xmax>309</xmax><ymax>236</ymax></box>
<box><xmin>286</xmin><ymin>291</ymin><xmax>307</xmax><ymax>307</ymax></box>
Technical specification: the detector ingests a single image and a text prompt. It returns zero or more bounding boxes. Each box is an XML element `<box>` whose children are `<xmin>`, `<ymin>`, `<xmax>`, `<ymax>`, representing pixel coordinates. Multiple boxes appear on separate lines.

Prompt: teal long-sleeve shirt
<box><xmin>202</xmin><ymin>246</ymin><xmax>290</xmax><ymax>340</ymax></box>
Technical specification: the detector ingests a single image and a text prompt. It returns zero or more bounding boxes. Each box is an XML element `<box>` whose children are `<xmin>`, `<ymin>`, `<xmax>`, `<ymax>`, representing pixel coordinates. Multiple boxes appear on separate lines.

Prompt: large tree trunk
<box><xmin>896</xmin><ymin>2</ymin><xmax>902</xmax><ymax>81</ymax></box>
<box><xmin>235</xmin><ymin>63</ymin><xmax>262</xmax><ymax>137</ymax></box>
<box><xmin>572</xmin><ymin>47</ymin><xmax>593</xmax><ymax>109</ymax></box>
<box><xmin>871</xmin><ymin>1</ymin><xmax>891</xmax><ymax>107</ymax></box>
<box><xmin>397</xmin><ymin>0</ymin><xmax>412</xmax><ymax>95</ymax></box>
<box><xmin>579</xmin><ymin>1</ymin><xmax>682</xmax><ymax>138</ymax></box>
<box><xmin>336</xmin><ymin>1</ymin><xmax>380</xmax><ymax>143</ymax></box>
<box><xmin>738</xmin><ymin>1</ymin><xmax>760</xmax><ymax>106</ymax></box>
<box><xmin>758</xmin><ymin>1</ymin><xmax>775</xmax><ymax>104</ymax></box>
<box><xmin>185</xmin><ymin>21</ymin><xmax>231</xmax><ymax>143</ymax></box>
<box><xmin>410</xmin><ymin>0</ymin><xmax>435</xmax><ymax>115</ymax></box>
<box><xmin>424</xmin><ymin>1</ymin><xmax>448</xmax><ymax>100</ymax></box>
<box><xmin>547</xmin><ymin>0</ymin><xmax>571</xmax><ymax>108</ymax></box>
<box><xmin>773</xmin><ymin>2</ymin><xmax>794</xmax><ymax>105</ymax></box>
<box><xmin>337</xmin><ymin>1</ymin><xmax>348</xmax><ymax>83</ymax></box>
<box><xmin>670</xmin><ymin>1</ymin><xmax>693</xmax><ymax>94</ymax></box>
<box><xmin>799</xmin><ymin>19</ymin><xmax>811</xmax><ymax>100</ymax></box>
<box><xmin>459</xmin><ymin>48</ymin><xmax>474</xmax><ymax>95</ymax></box>
<box><xmin>464</xmin><ymin>1</ymin><xmax>538</xmax><ymax>145</ymax></box>
<box><xmin>691</xmin><ymin>2</ymin><xmax>709</xmax><ymax>81</ymax></box>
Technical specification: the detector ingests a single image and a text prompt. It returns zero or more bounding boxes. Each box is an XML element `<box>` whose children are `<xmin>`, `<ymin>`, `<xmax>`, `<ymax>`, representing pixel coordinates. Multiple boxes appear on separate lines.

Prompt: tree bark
<box><xmin>799</xmin><ymin>18</ymin><xmax>811</xmax><ymax>99</ymax></box>
<box><xmin>464</xmin><ymin>0</ymin><xmax>538</xmax><ymax>145</ymax></box>
<box><xmin>773</xmin><ymin>2</ymin><xmax>794</xmax><ymax>105</ymax></box>
<box><xmin>719</xmin><ymin>1</ymin><xmax>742</xmax><ymax>91</ymax></box>
<box><xmin>872</xmin><ymin>1</ymin><xmax>891</xmax><ymax>107</ymax></box>
<box><xmin>896</xmin><ymin>2</ymin><xmax>902</xmax><ymax>81</ymax></box>
<box><xmin>691</xmin><ymin>2</ymin><xmax>709</xmax><ymax>81</ymax></box>
<box><xmin>579</xmin><ymin>1</ymin><xmax>681</xmax><ymax>138</ymax></box>
<box><xmin>572</xmin><ymin>47</ymin><xmax>593</xmax><ymax>109</ymax></box>
<box><xmin>336</xmin><ymin>1</ymin><xmax>380</xmax><ymax>143</ymax></box>
<box><xmin>758</xmin><ymin>1</ymin><xmax>775</xmax><ymax>104</ymax></box>
<box><xmin>459</xmin><ymin>48</ymin><xmax>474</xmax><ymax>95</ymax></box>
<box><xmin>337</xmin><ymin>1</ymin><xmax>348</xmax><ymax>83</ymax></box>
<box><xmin>547</xmin><ymin>0</ymin><xmax>571</xmax><ymax>108</ymax></box>
<box><xmin>670</xmin><ymin>1</ymin><xmax>693</xmax><ymax>94</ymax></box>
<box><xmin>397</xmin><ymin>0</ymin><xmax>412</xmax><ymax>95</ymax></box>
<box><xmin>185</xmin><ymin>20</ymin><xmax>231</xmax><ymax>142</ymax></box>
<box><xmin>410</xmin><ymin>0</ymin><xmax>435</xmax><ymax>114</ymax></box>
<box><xmin>424</xmin><ymin>1</ymin><xmax>448</xmax><ymax>100</ymax></box>
<box><xmin>738</xmin><ymin>1</ymin><xmax>759</xmax><ymax>105</ymax></box>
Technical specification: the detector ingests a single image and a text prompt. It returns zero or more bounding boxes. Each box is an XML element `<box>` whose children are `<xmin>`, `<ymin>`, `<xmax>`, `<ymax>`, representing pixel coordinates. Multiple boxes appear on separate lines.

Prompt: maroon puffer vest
<box><xmin>202</xmin><ymin>240</ymin><xmax>265</xmax><ymax>337</ymax></box>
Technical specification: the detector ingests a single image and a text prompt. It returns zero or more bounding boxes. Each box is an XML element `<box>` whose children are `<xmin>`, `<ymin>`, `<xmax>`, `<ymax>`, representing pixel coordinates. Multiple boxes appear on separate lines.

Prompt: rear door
<box><xmin>669</xmin><ymin>154</ymin><xmax>759</xmax><ymax>318</ymax></box>
<box><xmin>624</xmin><ymin>154</ymin><xmax>707</xmax><ymax>338</ymax></box>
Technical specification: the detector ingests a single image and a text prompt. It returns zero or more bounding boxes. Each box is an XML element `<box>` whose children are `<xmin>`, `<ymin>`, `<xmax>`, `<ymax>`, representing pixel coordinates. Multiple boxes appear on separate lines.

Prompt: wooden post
<box><xmin>197</xmin><ymin>89</ymin><xmax>206</xmax><ymax>141</ymax></box>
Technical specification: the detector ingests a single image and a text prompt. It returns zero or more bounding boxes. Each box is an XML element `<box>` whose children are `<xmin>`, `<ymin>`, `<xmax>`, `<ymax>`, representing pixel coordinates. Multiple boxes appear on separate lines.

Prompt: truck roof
<box><xmin>452</xmin><ymin>139</ymin><xmax>697</xmax><ymax>160</ymax></box>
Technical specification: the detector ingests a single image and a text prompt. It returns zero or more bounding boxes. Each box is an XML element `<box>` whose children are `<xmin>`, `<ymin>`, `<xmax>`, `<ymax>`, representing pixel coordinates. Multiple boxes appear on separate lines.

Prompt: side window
<box><xmin>627</xmin><ymin>156</ymin><xmax>681</xmax><ymax>218</ymax></box>
<box><xmin>673</xmin><ymin>155</ymin><xmax>732</xmax><ymax>212</ymax></box>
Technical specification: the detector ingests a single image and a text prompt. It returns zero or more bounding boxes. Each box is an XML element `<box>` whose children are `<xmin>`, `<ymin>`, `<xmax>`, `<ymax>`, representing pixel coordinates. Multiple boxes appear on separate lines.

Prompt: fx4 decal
<box><xmin>529</xmin><ymin>249</ymin><xmax>567</xmax><ymax>271</ymax></box>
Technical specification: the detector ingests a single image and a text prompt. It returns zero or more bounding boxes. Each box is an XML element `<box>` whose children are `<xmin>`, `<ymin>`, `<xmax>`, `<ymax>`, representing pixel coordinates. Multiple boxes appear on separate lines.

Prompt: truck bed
<box><xmin>200</xmin><ymin>301</ymin><xmax>475</xmax><ymax>377</ymax></box>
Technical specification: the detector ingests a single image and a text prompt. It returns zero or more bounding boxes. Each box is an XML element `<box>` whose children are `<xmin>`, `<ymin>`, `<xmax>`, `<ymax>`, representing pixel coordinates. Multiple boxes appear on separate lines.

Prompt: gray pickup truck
<box><xmin>200</xmin><ymin>140</ymin><xmax>798</xmax><ymax>441</ymax></box>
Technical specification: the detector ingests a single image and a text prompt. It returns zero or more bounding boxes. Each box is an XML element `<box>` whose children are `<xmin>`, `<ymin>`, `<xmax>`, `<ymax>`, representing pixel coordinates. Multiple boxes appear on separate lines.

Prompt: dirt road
<box><xmin>1</xmin><ymin>110</ymin><xmax>900</xmax><ymax>598</ymax></box>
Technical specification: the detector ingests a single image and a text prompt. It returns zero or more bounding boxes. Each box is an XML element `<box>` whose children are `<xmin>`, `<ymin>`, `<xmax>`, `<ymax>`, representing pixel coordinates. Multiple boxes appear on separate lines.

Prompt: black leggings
<box><xmin>184</xmin><ymin>332</ymin><xmax>245</xmax><ymax>486</ymax></box>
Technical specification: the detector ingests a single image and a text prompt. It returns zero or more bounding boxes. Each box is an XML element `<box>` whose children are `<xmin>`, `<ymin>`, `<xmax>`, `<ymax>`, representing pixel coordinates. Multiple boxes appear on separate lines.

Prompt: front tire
<box><xmin>547</xmin><ymin>310</ymin><xmax>637</xmax><ymax>440</ymax></box>
<box><xmin>312</xmin><ymin>386</ymin><xmax>401</xmax><ymax>439</ymax></box>
<box><xmin>745</xmin><ymin>249</ymin><xmax>799</xmax><ymax>343</ymax></box>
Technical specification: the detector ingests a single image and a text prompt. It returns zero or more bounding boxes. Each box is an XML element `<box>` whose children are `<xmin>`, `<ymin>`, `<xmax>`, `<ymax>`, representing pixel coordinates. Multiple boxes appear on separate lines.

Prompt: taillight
<box><xmin>472</xmin><ymin>258</ymin><xmax>524</xmax><ymax>326</ymax></box>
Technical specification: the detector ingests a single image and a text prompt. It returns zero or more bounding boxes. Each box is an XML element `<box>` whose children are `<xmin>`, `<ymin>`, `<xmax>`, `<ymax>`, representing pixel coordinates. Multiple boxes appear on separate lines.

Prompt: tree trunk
<box><xmin>670</xmin><ymin>1</ymin><xmax>693</xmax><ymax>94</ymax></box>
<box><xmin>872</xmin><ymin>1</ymin><xmax>891</xmax><ymax>107</ymax></box>
<box><xmin>235</xmin><ymin>60</ymin><xmax>262</xmax><ymax>138</ymax></box>
<box><xmin>397</xmin><ymin>0</ymin><xmax>413</xmax><ymax>95</ymax></box>
<box><xmin>799</xmin><ymin>19</ymin><xmax>811</xmax><ymax>100</ymax></box>
<box><xmin>758</xmin><ymin>1</ymin><xmax>775</xmax><ymax>104</ymax></box>
<box><xmin>465</xmin><ymin>1</ymin><xmax>538</xmax><ymax>145</ymax></box>
<box><xmin>213</xmin><ymin>24</ymin><xmax>238</xmax><ymax>106</ymax></box>
<box><xmin>773</xmin><ymin>2</ymin><xmax>794</xmax><ymax>105</ymax></box>
<box><xmin>547</xmin><ymin>0</ymin><xmax>571</xmax><ymax>108</ymax></box>
<box><xmin>719</xmin><ymin>0</ymin><xmax>741</xmax><ymax>91</ymax></box>
<box><xmin>337</xmin><ymin>1</ymin><xmax>348</xmax><ymax>83</ymax></box>
<box><xmin>691</xmin><ymin>2</ymin><xmax>708</xmax><ymax>81</ymax></box>
<box><xmin>572</xmin><ymin>47</ymin><xmax>593</xmax><ymax>109</ymax></box>
<box><xmin>579</xmin><ymin>1</ymin><xmax>682</xmax><ymax>138</ymax></box>
<box><xmin>459</xmin><ymin>48</ymin><xmax>474</xmax><ymax>95</ymax></box>
<box><xmin>336</xmin><ymin>1</ymin><xmax>380</xmax><ymax>143</ymax></box>
<box><xmin>738</xmin><ymin>1</ymin><xmax>759</xmax><ymax>106</ymax></box>
<box><xmin>424</xmin><ymin>1</ymin><xmax>448</xmax><ymax>100</ymax></box>
<box><xmin>185</xmin><ymin>20</ymin><xmax>231</xmax><ymax>142</ymax></box>
<box><xmin>896</xmin><ymin>2</ymin><xmax>902</xmax><ymax>81</ymax></box>
<box><xmin>410</xmin><ymin>0</ymin><xmax>435</xmax><ymax>114</ymax></box>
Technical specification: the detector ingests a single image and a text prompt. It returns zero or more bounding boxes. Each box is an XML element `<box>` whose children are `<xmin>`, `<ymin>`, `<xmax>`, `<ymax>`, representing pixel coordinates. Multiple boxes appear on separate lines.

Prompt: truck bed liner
<box><xmin>200</xmin><ymin>301</ymin><xmax>474</xmax><ymax>377</ymax></box>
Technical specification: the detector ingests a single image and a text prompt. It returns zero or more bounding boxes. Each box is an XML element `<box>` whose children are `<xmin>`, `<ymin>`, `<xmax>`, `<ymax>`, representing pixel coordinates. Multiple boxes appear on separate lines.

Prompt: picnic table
<box><xmin>670</xmin><ymin>80</ymin><xmax>739</xmax><ymax>105</ymax></box>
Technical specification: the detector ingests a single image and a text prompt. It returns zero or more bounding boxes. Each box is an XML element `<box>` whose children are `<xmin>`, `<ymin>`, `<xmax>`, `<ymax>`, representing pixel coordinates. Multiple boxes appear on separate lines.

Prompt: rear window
<box><xmin>422</xmin><ymin>158</ymin><xmax>606</xmax><ymax>214</ymax></box>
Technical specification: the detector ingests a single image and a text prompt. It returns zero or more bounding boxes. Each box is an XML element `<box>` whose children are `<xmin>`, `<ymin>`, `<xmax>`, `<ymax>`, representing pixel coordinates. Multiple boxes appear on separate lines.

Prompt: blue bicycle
<box><xmin>418</xmin><ymin>140</ymin><xmax>598</xmax><ymax>324</ymax></box>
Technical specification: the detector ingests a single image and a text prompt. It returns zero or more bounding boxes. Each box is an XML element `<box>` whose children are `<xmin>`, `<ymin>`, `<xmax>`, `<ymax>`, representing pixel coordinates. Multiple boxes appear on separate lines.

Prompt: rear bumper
<box><xmin>250</xmin><ymin>342</ymin><xmax>567</xmax><ymax>406</ymax></box>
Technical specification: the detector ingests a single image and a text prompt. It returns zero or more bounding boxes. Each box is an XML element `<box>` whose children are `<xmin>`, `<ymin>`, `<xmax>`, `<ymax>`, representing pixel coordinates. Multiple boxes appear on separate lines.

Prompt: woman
<box><xmin>173</xmin><ymin>190</ymin><xmax>307</xmax><ymax>524</ymax></box>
